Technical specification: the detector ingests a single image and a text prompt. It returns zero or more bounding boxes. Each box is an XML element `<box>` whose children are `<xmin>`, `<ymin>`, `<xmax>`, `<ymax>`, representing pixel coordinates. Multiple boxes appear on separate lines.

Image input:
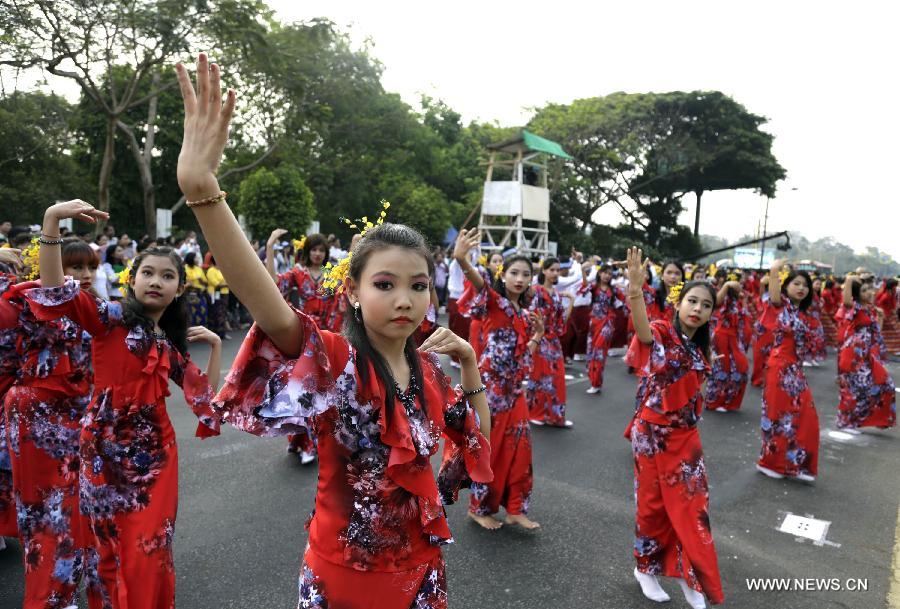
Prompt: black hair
<box><xmin>105</xmin><ymin>243</ymin><xmax>124</xmax><ymax>265</ymax></box>
<box><xmin>301</xmin><ymin>233</ymin><xmax>328</xmax><ymax>267</ymax></box>
<box><xmin>884</xmin><ymin>277</ymin><xmax>898</xmax><ymax>292</ymax></box>
<box><xmin>342</xmin><ymin>223</ymin><xmax>434</xmax><ymax>410</ymax></box>
<box><xmin>671</xmin><ymin>280</ymin><xmax>717</xmax><ymax>358</ymax></box>
<box><xmin>654</xmin><ymin>260</ymin><xmax>684</xmax><ymax>311</ymax></box>
<box><xmin>183</xmin><ymin>252</ymin><xmax>198</xmax><ymax>267</ymax></box>
<box><xmin>780</xmin><ymin>269</ymin><xmax>813</xmax><ymax>311</ymax></box>
<box><xmin>536</xmin><ymin>257</ymin><xmax>559</xmax><ymax>285</ymax></box>
<box><xmin>824</xmin><ymin>279</ymin><xmax>834</xmax><ymax>290</ymax></box>
<box><xmin>121</xmin><ymin>246</ymin><xmax>189</xmax><ymax>354</ymax></box>
<box><xmin>594</xmin><ymin>264</ymin><xmax>613</xmax><ymax>287</ymax></box>
<box><xmin>850</xmin><ymin>276</ymin><xmax>875</xmax><ymax>303</ymax></box>
<box><xmin>61</xmin><ymin>239</ymin><xmax>100</xmax><ymax>269</ymax></box>
<box><xmin>492</xmin><ymin>254</ymin><xmax>533</xmax><ymax>307</ymax></box>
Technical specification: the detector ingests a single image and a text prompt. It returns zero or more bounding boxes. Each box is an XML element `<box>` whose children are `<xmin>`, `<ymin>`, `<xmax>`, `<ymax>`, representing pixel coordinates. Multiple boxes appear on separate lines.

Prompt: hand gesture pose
<box><xmin>175</xmin><ymin>54</ymin><xmax>236</xmax><ymax>202</ymax></box>
<box><xmin>187</xmin><ymin>326</ymin><xmax>223</xmax><ymax>390</ymax></box>
<box><xmin>453</xmin><ymin>228</ymin><xmax>481</xmax><ymax>262</ymax></box>
<box><xmin>44</xmin><ymin>200</ymin><xmax>109</xmax><ymax>226</ymax></box>
<box><xmin>267</xmin><ymin>228</ymin><xmax>289</xmax><ymax>247</ymax></box>
<box><xmin>0</xmin><ymin>248</ymin><xmax>23</xmax><ymax>272</ymax></box>
<box><xmin>625</xmin><ymin>247</ymin><xmax>649</xmax><ymax>297</ymax></box>
<box><xmin>419</xmin><ymin>326</ymin><xmax>476</xmax><ymax>363</ymax></box>
<box><xmin>187</xmin><ymin>325</ymin><xmax>222</xmax><ymax>346</ymax></box>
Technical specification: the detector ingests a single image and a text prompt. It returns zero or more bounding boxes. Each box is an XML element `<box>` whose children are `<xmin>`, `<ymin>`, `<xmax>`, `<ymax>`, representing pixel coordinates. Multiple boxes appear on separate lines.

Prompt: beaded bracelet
<box><xmin>462</xmin><ymin>385</ymin><xmax>486</xmax><ymax>397</ymax></box>
<box><xmin>38</xmin><ymin>236</ymin><xmax>64</xmax><ymax>245</ymax></box>
<box><xmin>186</xmin><ymin>191</ymin><xmax>227</xmax><ymax>208</ymax></box>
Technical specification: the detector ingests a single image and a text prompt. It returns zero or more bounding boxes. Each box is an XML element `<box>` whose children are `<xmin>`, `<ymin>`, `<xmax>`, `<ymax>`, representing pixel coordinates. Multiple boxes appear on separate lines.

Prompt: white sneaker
<box><xmin>633</xmin><ymin>567</ymin><xmax>670</xmax><ymax>602</ymax></box>
<box><xmin>573</xmin><ymin>353</ymin><xmax>586</xmax><ymax>361</ymax></box>
<box><xmin>793</xmin><ymin>472</ymin><xmax>816</xmax><ymax>482</ymax></box>
<box><xmin>837</xmin><ymin>427</ymin><xmax>861</xmax><ymax>435</ymax></box>
<box><xmin>529</xmin><ymin>419</ymin><xmax>545</xmax><ymax>426</ymax></box>
<box><xmin>562</xmin><ymin>420</ymin><xmax>574</xmax><ymax>428</ymax></box>
<box><xmin>299</xmin><ymin>451</ymin><xmax>317</xmax><ymax>465</ymax></box>
<box><xmin>714</xmin><ymin>407</ymin><xmax>727</xmax><ymax>412</ymax></box>
<box><xmin>802</xmin><ymin>361</ymin><xmax>812</xmax><ymax>367</ymax></box>
<box><xmin>678</xmin><ymin>578</ymin><xmax>706</xmax><ymax>609</ymax></box>
<box><xmin>586</xmin><ymin>386</ymin><xmax>602</xmax><ymax>395</ymax></box>
<box><xmin>756</xmin><ymin>464</ymin><xmax>784</xmax><ymax>479</ymax></box>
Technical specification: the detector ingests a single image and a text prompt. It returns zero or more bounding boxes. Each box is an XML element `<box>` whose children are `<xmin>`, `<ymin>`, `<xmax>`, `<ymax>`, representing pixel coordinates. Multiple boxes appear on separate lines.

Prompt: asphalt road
<box><xmin>2</xmin><ymin>327</ymin><xmax>899</xmax><ymax>609</ymax></box>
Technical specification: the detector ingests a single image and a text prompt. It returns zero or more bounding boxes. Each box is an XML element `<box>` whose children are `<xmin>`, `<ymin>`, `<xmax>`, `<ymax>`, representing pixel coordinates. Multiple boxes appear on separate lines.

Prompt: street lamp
<box><xmin>759</xmin><ymin>187</ymin><xmax>798</xmax><ymax>268</ymax></box>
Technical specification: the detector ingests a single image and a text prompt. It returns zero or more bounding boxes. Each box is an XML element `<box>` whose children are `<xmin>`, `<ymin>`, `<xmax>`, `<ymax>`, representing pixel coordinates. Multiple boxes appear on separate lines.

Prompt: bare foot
<box><xmin>468</xmin><ymin>512</ymin><xmax>503</xmax><ymax>530</ymax></box>
<box><xmin>505</xmin><ymin>514</ymin><xmax>540</xmax><ymax>529</ymax></box>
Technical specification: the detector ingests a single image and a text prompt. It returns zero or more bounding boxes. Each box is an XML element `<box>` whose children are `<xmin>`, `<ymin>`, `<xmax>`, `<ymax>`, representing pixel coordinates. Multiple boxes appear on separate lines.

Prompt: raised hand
<box><xmin>267</xmin><ymin>228</ymin><xmax>289</xmax><ymax>246</ymax></box>
<box><xmin>530</xmin><ymin>310</ymin><xmax>545</xmax><ymax>337</ymax></box>
<box><xmin>44</xmin><ymin>200</ymin><xmax>108</xmax><ymax>225</ymax></box>
<box><xmin>625</xmin><ymin>247</ymin><xmax>649</xmax><ymax>295</ymax></box>
<box><xmin>175</xmin><ymin>53</ymin><xmax>236</xmax><ymax>202</ymax></box>
<box><xmin>453</xmin><ymin>228</ymin><xmax>481</xmax><ymax>261</ymax></box>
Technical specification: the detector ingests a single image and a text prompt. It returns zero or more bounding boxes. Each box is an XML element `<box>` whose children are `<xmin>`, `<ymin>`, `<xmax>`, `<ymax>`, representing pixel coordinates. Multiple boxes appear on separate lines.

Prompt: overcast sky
<box><xmin>270</xmin><ymin>0</ymin><xmax>899</xmax><ymax>259</ymax></box>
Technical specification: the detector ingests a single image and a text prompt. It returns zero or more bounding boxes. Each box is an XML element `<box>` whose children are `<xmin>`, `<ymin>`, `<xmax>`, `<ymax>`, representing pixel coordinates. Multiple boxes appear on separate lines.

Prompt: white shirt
<box><xmin>93</xmin><ymin>265</ymin><xmax>110</xmax><ymax>300</ymax></box>
<box><xmin>448</xmin><ymin>259</ymin><xmax>465</xmax><ymax>299</ymax></box>
<box><xmin>572</xmin><ymin>266</ymin><xmax>597</xmax><ymax>306</ymax></box>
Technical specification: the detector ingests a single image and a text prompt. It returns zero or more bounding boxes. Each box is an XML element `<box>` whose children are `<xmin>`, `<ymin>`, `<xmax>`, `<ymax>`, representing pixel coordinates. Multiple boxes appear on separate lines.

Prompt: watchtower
<box><xmin>477</xmin><ymin>129</ymin><xmax>571</xmax><ymax>258</ymax></box>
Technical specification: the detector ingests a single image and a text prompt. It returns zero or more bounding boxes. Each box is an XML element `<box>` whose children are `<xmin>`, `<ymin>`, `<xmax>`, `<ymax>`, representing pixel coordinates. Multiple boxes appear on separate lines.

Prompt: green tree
<box><xmin>237</xmin><ymin>166</ymin><xmax>314</xmax><ymax>240</ymax></box>
<box><xmin>0</xmin><ymin>92</ymin><xmax>92</xmax><ymax>222</ymax></box>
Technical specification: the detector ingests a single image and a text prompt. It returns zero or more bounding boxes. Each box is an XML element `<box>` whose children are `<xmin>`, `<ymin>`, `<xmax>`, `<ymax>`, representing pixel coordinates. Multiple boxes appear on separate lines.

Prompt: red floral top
<box><xmin>276</xmin><ymin>266</ymin><xmax>345</xmax><ymax>332</ymax></box>
<box><xmin>529</xmin><ymin>285</ymin><xmax>566</xmax><ymax>339</ymax></box>
<box><xmin>2</xmin><ymin>279</ymin><xmax>93</xmax><ymax>396</ymax></box>
<box><xmin>25</xmin><ymin>280</ymin><xmax>220</xmax><ymax>517</ymax></box>
<box><xmin>215</xmin><ymin>307</ymin><xmax>491</xmax><ymax>572</ymax></box>
<box><xmin>626</xmin><ymin>319</ymin><xmax>710</xmax><ymax>431</ymax></box>
<box><xmin>460</xmin><ymin>283</ymin><xmax>532</xmax><ymax>414</ymax></box>
<box><xmin>761</xmin><ymin>299</ymin><xmax>810</xmax><ymax>365</ymax></box>
<box><xmin>0</xmin><ymin>275</ymin><xmax>18</xmax><ymax>395</ymax></box>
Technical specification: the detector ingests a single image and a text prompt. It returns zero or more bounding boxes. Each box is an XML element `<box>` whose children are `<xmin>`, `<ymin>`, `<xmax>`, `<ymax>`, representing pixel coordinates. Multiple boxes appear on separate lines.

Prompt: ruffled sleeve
<box><xmin>213</xmin><ymin>305</ymin><xmax>338</xmax><ymax>437</ymax></box>
<box><xmin>760</xmin><ymin>299</ymin><xmax>785</xmax><ymax>332</ymax></box>
<box><xmin>169</xmin><ymin>348</ymin><xmax>220</xmax><ymax>438</ymax></box>
<box><xmin>24</xmin><ymin>278</ymin><xmax>121</xmax><ymax>336</ymax></box>
<box><xmin>275</xmin><ymin>269</ymin><xmax>296</xmax><ymax>299</ymax></box>
<box><xmin>460</xmin><ymin>282</ymin><xmax>497</xmax><ymax>321</ymax></box>
<box><xmin>433</xmin><ymin>356</ymin><xmax>492</xmax><ymax>505</ymax></box>
<box><xmin>626</xmin><ymin>320</ymin><xmax>671</xmax><ymax>377</ymax></box>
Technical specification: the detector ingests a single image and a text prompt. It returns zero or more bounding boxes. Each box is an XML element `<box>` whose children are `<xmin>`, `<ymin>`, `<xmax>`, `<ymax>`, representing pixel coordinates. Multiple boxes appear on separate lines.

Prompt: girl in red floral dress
<box><xmin>464</xmin><ymin>252</ymin><xmax>503</xmax><ymax>361</ymax></box>
<box><xmin>875</xmin><ymin>277</ymin><xmax>900</xmax><ymax>357</ymax></box>
<box><xmin>527</xmin><ymin>257</ymin><xmax>572</xmax><ymax>428</ymax></box>
<box><xmin>3</xmin><ymin>239</ymin><xmax>104</xmax><ymax>608</ymax></box>
<box><xmin>0</xmin><ymin>251</ymin><xmax>23</xmax><ymax>552</ymax></box>
<box><xmin>624</xmin><ymin>261</ymin><xmax>681</xmax><ymax>371</ymax></box>
<box><xmin>756</xmin><ymin>260</ymin><xmax>819</xmax><ymax>481</ymax></box>
<box><xmin>705</xmin><ymin>279</ymin><xmax>752</xmax><ymax>412</ymax></box>
<box><xmin>623</xmin><ymin>247</ymin><xmax>723</xmax><ymax>609</ymax></box>
<box><xmin>174</xmin><ymin>54</ymin><xmax>492</xmax><ymax>608</ymax></box>
<box><xmin>266</xmin><ymin>229</ymin><xmax>341</xmax><ymax>464</ymax></box>
<box><xmin>820</xmin><ymin>279</ymin><xmax>840</xmax><ymax>348</ymax></box>
<box><xmin>30</xmin><ymin>201</ymin><xmax>223</xmax><ymax>609</ymax></box>
<box><xmin>835</xmin><ymin>277</ymin><xmax>896</xmax><ymax>432</ymax></box>
<box><xmin>585</xmin><ymin>264</ymin><xmax>624</xmax><ymax>394</ymax></box>
<box><xmin>802</xmin><ymin>278</ymin><xmax>827</xmax><ymax>366</ymax></box>
<box><xmin>452</xmin><ymin>229</ymin><xmax>541</xmax><ymax>530</ymax></box>
<box><xmin>751</xmin><ymin>276</ymin><xmax>774</xmax><ymax>387</ymax></box>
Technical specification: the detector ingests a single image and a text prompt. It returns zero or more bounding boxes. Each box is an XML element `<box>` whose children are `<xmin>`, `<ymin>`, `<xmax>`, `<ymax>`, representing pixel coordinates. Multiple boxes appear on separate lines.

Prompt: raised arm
<box><xmin>187</xmin><ymin>326</ymin><xmax>222</xmax><ymax>390</ymax></box>
<box><xmin>39</xmin><ymin>201</ymin><xmax>108</xmax><ymax>288</ymax></box>
<box><xmin>716</xmin><ymin>280</ymin><xmax>741</xmax><ymax>305</ymax></box>
<box><xmin>175</xmin><ymin>54</ymin><xmax>300</xmax><ymax>356</ymax></box>
<box><xmin>265</xmin><ymin>228</ymin><xmax>288</xmax><ymax>281</ymax></box>
<box><xmin>626</xmin><ymin>247</ymin><xmax>653</xmax><ymax>344</ymax></box>
<box><xmin>452</xmin><ymin>228</ymin><xmax>484</xmax><ymax>290</ymax></box>
<box><xmin>842</xmin><ymin>276</ymin><xmax>855</xmax><ymax>308</ymax></box>
<box><xmin>768</xmin><ymin>259</ymin><xmax>784</xmax><ymax>306</ymax></box>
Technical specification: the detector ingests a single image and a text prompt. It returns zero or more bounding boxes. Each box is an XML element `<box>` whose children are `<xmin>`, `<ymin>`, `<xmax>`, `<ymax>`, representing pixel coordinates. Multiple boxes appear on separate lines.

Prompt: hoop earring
<box><xmin>353</xmin><ymin>302</ymin><xmax>362</xmax><ymax>323</ymax></box>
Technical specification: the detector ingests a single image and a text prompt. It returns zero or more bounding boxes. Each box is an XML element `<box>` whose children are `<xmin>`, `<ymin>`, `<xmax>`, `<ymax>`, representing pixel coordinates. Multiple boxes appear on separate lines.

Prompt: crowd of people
<box><xmin>0</xmin><ymin>53</ymin><xmax>897</xmax><ymax>609</ymax></box>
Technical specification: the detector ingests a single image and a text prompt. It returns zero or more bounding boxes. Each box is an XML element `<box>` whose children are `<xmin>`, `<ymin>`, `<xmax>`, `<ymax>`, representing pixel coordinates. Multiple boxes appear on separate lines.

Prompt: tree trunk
<box><xmin>96</xmin><ymin>116</ymin><xmax>117</xmax><ymax>234</ymax></box>
<box><xmin>693</xmin><ymin>189</ymin><xmax>703</xmax><ymax>236</ymax></box>
<box><xmin>118</xmin><ymin>73</ymin><xmax>160</xmax><ymax>238</ymax></box>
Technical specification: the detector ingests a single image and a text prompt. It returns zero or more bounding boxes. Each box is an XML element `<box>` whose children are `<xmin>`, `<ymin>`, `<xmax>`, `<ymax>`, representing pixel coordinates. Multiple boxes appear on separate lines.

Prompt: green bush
<box><xmin>237</xmin><ymin>165</ymin><xmax>315</xmax><ymax>240</ymax></box>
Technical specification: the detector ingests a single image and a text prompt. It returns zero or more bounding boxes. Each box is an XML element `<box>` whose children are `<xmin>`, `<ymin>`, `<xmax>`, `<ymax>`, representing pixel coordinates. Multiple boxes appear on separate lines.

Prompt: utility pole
<box><xmin>758</xmin><ymin>196</ymin><xmax>770</xmax><ymax>269</ymax></box>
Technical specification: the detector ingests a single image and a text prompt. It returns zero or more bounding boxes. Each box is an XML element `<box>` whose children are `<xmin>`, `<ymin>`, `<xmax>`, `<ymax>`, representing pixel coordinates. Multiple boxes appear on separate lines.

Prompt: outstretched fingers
<box><xmin>209</xmin><ymin>62</ymin><xmax>222</xmax><ymax>120</ymax></box>
<box><xmin>175</xmin><ymin>63</ymin><xmax>197</xmax><ymax>115</ymax></box>
<box><xmin>196</xmin><ymin>53</ymin><xmax>209</xmax><ymax>117</ymax></box>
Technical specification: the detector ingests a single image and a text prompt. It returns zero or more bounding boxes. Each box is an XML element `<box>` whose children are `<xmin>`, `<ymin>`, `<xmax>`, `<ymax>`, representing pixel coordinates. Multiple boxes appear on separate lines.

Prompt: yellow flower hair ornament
<box><xmin>778</xmin><ymin>267</ymin><xmax>790</xmax><ymax>285</ymax></box>
<box><xmin>118</xmin><ymin>259</ymin><xmax>134</xmax><ymax>287</ymax></box>
<box><xmin>727</xmin><ymin>272</ymin><xmax>740</xmax><ymax>283</ymax></box>
<box><xmin>477</xmin><ymin>254</ymin><xmax>487</xmax><ymax>268</ymax></box>
<box><xmin>342</xmin><ymin>200</ymin><xmax>391</xmax><ymax>238</ymax></box>
<box><xmin>325</xmin><ymin>200</ymin><xmax>392</xmax><ymax>295</ymax></box>
<box><xmin>293</xmin><ymin>236</ymin><xmax>306</xmax><ymax>252</ymax></box>
<box><xmin>23</xmin><ymin>237</ymin><xmax>40</xmax><ymax>281</ymax></box>
<box><xmin>666</xmin><ymin>281</ymin><xmax>684</xmax><ymax>305</ymax></box>
<box><xmin>494</xmin><ymin>262</ymin><xmax>504</xmax><ymax>280</ymax></box>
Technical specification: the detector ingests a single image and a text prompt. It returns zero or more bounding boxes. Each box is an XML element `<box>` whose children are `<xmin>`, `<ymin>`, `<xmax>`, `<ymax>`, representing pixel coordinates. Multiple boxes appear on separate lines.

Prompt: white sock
<box><xmin>678</xmin><ymin>578</ymin><xmax>706</xmax><ymax>609</ymax></box>
<box><xmin>634</xmin><ymin>567</ymin><xmax>670</xmax><ymax>602</ymax></box>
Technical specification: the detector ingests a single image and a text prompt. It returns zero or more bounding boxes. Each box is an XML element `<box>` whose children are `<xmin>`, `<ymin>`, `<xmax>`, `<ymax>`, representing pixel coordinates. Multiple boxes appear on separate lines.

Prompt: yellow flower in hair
<box><xmin>293</xmin><ymin>236</ymin><xmax>306</xmax><ymax>252</ymax></box>
<box><xmin>727</xmin><ymin>272</ymin><xmax>740</xmax><ymax>282</ymax></box>
<box><xmin>321</xmin><ymin>252</ymin><xmax>353</xmax><ymax>294</ymax></box>
<box><xmin>666</xmin><ymin>281</ymin><xmax>684</xmax><ymax>305</ymax></box>
<box><xmin>494</xmin><ymin>262</ymin><xmax>504</xmax><ymax>280</ymax></box>
<box><xmin>778</xmin><ymin>268</ymin><xmax>790</xmax><ymax>284</ymax></box>
<box><xmin>708</xmin><ymin>263</ymin><xmax>717</xmax><ymax>277</ymax></box>
<box><xmin>652</xmin><ymin>264</ymin><xmax>662</xmax><ymax>277</ymax></box>
<box><xmin>118</xmin><ymin>259</ymin><xmax>134</xmax><ymax>287</ymax></box>
<box><xmin>23</xmin><ymin>237</ymin><xmax>41</xmax><ymax>280</ymax></box>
